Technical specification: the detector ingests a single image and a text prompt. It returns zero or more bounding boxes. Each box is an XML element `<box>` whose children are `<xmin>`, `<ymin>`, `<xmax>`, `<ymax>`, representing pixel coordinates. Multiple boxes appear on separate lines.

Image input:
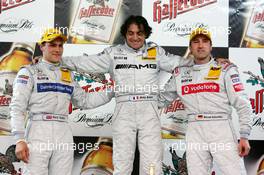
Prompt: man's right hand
<box><xmin>15</xmin><ymin>141</ymin><xmax>29</xmax><ymax>163</ymax></box>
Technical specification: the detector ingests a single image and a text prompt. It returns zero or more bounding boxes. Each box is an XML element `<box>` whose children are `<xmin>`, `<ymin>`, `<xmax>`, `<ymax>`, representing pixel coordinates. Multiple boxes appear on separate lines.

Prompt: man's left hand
<box><xmin>238</xmin><ymin>138</ymin><xmax>250</xmax><ymax>157</ymax></box>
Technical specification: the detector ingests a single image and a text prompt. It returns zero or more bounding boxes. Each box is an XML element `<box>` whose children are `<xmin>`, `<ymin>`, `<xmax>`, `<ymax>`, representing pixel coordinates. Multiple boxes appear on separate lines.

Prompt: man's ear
<box><xmin>39</xmin><ymin>43</ymin><xmax>44</xmax><ymax>51</ymax></box>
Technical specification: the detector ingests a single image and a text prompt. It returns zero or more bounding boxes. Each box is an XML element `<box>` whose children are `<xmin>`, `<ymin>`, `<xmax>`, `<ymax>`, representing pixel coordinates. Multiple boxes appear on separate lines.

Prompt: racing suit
<box><xmin>159</xmin><ymin>59</ymin><xmax>252</xmax><ymax>175</ymax></box>
<box><xmin>10</xmin><ymin>59</ymin><xmax>112</xmax><ymax>175</ymax></box>
<box><xmin>62</xmin><ymin>42</ymin><xmax>191</xmax><ymax>175</ymax></box>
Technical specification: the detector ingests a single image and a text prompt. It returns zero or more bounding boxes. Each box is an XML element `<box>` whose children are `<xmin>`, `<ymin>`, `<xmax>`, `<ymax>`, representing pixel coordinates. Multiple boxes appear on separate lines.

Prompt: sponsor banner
<box><xmin>229</xmin><ymin>48</ymin><xmax>264</xmax><ymax>140</ymax></box>
<box><xmin>142</xmin><ymin>0</ymin><xmax>229</xmax><ymax>47</ymax></box>
<box><xmin>160</xmin><ymin>98</ymin><xmax>187</xmax><ymax>139</ymax></box>
<box><xmin>0</xmin><ymin>0</ymin><xmax>54</xmax><ymax>42</ymax></box>
<box><xmin>158</xmin><ymin>70</ymin><xmax>188</xmax><ymax>139</ymax></box>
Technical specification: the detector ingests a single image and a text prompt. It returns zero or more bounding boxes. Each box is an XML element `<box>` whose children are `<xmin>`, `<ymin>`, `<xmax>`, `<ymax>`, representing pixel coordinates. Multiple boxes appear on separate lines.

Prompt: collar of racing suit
<box><xmin>124</xmin><ymin>41</ymin><xmax>146</xmax><ymax>53</ymax></box>
<box><xmin>41</xmin><ymin>59</ymin><xmax>61</xmax><ymax>70</ymax></box>
<box><xmin>192</xmin><ymin>57</ymin><xmax>214</xmax><ymax>71</ymax></box>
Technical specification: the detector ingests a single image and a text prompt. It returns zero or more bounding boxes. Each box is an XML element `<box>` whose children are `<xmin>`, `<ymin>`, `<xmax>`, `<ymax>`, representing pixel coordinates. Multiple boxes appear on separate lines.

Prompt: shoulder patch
<box><xmin>147</xmin><ymin>41</ymin><xmax>158</xmax><ymax>49</ymax></box>
<box><xmin>222</xmin><ymin>63</ymin><xmax>237</xmax><ymax>72</ymax></box>
<box><xmin>172</xmin><ymin>67</ymin><xmax>180</xmax><ymax>76</ymax></box>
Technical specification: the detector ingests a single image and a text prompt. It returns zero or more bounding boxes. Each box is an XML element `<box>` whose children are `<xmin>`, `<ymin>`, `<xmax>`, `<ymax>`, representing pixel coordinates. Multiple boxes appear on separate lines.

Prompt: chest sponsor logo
<box><xmin>182</xmin><ymin>82</ymin><xmax>220</xmax><ymax>95</ymax></box>
<box><xmin>181</xmin><ymin>79</ymin><xmax>192</xmax><ymax>83</ymax></box>
<box><xmin>181</xmin><ymin>69</ymin><xmax>192</xmax><ymax>79</ymax></box>
<box><xmin>115</xmin><ymin>64</ymin><xmax>157</xmax><ymax>69</ymax></box>
<box><xmin>37</xmin><ymin>76</ymin><xmax>49</xmax><ymax>80</ymax></box>
<box><xmin>204</xmin><ymin>66</ymin><xmax>221</xmax><ymax>80</ymax></box>
<box><xmin>37</xmin><ymin>83</ymin><xmax>74</xmax><ymax>95</ymax></box>
<box><xmin>114</xmin><ymin>56</ymin><xmax>127</xmax><ymax>60</ymax></box>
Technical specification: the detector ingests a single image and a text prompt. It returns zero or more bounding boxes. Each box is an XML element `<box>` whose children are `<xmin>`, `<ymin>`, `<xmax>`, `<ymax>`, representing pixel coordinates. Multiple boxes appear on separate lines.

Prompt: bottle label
<box><xmin>81</xmin><ymin>167</ymin><xmax>112</xmax><ymax>175</ymax></box>
<box><xmin>70</xmin><ymin>0</ymin><xmax>122</xmax><ymax>43</ymax></box>
<box><xmin>246</xmin><ymin>1</ymin><xmax>264</xmax><ymax>42</ymax></box>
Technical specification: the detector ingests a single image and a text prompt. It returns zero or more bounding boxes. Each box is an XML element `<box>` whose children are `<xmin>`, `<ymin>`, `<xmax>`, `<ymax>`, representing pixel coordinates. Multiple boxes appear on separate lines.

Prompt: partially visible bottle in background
<box><xmin>81</xmin><ymin>137</ymin><xmax>113</xmax><ymax>175</ymax></box>
<box><xmin>0</xmin><ymin>42</ymin><xmax>35</xmax><ymax>135</ymax></box>
<box><xmin>240</xmin><ymin>0</ymin><xmax>264</xmax><ymax>48</ymax></box>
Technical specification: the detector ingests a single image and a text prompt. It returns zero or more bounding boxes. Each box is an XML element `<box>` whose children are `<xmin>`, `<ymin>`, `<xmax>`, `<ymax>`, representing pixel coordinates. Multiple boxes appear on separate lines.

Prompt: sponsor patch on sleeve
<box><xmin>230</xmin><ymin>74</ymin><xmax>239</xmax><ymax>79</ymax></box>
<box><xmin>233</xmin><ymin>83</ymin><xmax>244</xmax><ymax>92</ymax></box>
<box><xmin>173</xmin><ymin>67</ymin><xmax>180</xmax><ymax>76</ymax></box>
<box><xmin>232</xmin><ymin>78</ymin><xmax>241</xmax><ymax>83</ymax></box>
<box><xmin>18</xmin><ymin>75</ymin><xmax>29</xmax><ymax>80</ymax></box>
<box><xmin>17</xmin><ymin>79</ymin><xmax>28</xmax><ymax>84</ymax></box>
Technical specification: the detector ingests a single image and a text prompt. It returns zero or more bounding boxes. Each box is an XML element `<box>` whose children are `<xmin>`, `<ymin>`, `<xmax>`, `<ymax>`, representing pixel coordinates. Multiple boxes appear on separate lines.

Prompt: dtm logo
<box><xmin>182</xmin><ymin>82</ymin><xmax>220</xmax><ymax>95</ymax></box>
<box><xmin>115</xmin><ymin>64</ymin><xmax>157</xmax><ymax>69</ymax></box>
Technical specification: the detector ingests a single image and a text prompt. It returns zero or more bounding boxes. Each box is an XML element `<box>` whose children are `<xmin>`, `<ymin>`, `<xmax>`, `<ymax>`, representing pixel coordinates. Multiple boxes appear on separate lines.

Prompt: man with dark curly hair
<box><xmin>62</xmin><ymin>15</ymin><xmax>193</xmax><ymax>175</ymax></box>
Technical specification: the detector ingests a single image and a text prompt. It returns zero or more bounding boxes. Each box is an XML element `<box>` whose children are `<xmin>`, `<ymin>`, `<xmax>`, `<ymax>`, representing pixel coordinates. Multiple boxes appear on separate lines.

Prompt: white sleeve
<box><xmin>158</xmin><ymin>46</ymin><xmax>193</xmax><ymax>72</ymax></box>
<box><xmin>62</xmin><ymin>48</ymin><xmax>112</xmax><ymax>74</ymax></box>
<box><xmin>224</xmin><ymin>65</ymin><xmax>252</xmax><ymax>139</ymax></box>
<box><xmin>71</xmin><ymin>77</ymin><xmax>114</xmax><ymax>109</ymax></box>
<box><xmin>159</xmin><ymin>74</ymin><xmax>179</xmax><ymax>108</ymax></box>
<box><xmin>10</xmin><ymin>68</ymin><xmax>33</xmax><ymax>141</ymax></box>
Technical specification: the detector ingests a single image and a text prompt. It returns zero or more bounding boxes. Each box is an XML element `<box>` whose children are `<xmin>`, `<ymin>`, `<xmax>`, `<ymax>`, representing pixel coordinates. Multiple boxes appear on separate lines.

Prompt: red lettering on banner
<box><xmin>0</xmin><ymin>95</ymin><xmax>11</xmax><ymax>106</ymax></box>
<box><xmin>253</xmin><ymin>10</ymin><xmax>264</xmax><ymax>24</ymax></box>
<box><xmin>233</xmin><ymin>83</ymin><xmax>244</xmax><ymax>92</ymax></box>
<box><xmin>181</xmin><ymin>82</ymin><xmax>220</xmax><ymax>95</ymax></box>
<box><xmin>0</xmin><ymin>0</ymin><xmax>34</xmax><ymax>14</ymax></box>
<box><xmin>163</xmin><ymin>99</ymin><xmax>185</xmax><ymax>114</ymax></box>
<box><xmin>250</xmin><ymin>89</ymin><xmax>264</xmax><ymax>114</ymax></box>
<box><xmin>153</xmin><ymin>0</ymin><xmax>217</xmax><ymax>23</ymax></box>
<box><xmin>79</xmin><ymin>5</ymin><xmax>115</xmax><ymax>19</ymax></box>
<box><xmin>68</xmin><ymin>79</ymin><xmax>114</xmax><ymax>114</ymax></box>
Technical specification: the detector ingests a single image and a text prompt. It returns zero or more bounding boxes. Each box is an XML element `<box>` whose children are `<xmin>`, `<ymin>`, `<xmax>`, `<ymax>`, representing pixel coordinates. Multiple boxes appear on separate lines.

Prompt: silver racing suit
<box><xmin>159</xmin><ymin>59</ymin><xmax>252</xmax><ymax>175</ymax></box>
<box><xmin>10</xmin><ymin>59</ymin><xmax>112</xmax><ymax>175</ymax></box>
<box><xmin>62</xmin><ymin>42</ymin><xmax>191</xmax><ymax>175</ymax></box>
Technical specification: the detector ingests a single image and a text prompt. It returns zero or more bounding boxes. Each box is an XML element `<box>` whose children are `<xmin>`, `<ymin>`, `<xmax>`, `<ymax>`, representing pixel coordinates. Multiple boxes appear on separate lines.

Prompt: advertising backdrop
<box><xmin>0</xmin><ymin>0</ymin><xmax>263</xmax><ymax>174</ymax></box>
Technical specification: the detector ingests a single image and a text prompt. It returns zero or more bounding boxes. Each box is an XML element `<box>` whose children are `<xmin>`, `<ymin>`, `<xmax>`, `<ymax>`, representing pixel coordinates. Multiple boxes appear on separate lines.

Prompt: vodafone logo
<box><xmin>182</xmin><ymin>82</ymin><xmax>220</xmax><ymax>95</ymax></box>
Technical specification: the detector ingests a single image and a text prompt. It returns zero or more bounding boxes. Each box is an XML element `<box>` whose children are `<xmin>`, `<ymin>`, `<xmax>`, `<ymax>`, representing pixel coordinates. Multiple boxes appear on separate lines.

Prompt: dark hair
<box><xmin>120</xmin><ymin>15</ymin><xmax>152</xmax><ymax>39</ymax></box>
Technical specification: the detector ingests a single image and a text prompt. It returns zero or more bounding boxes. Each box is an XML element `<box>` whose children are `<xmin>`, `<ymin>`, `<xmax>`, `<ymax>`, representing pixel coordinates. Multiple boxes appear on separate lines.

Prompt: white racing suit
<box><xmin>62</xmin><ymin>42</ymin><xmax>191</xmax><ymax>175</ymax></box>
<box><xmin>10</xmin><ymin>60</ymin><xmax>112</xmax><ymax>175</ymax></box>
<box><xmin>159</xmin><ymin>59</ymin><xmax>252</xmax><ymax>175</ymax></box>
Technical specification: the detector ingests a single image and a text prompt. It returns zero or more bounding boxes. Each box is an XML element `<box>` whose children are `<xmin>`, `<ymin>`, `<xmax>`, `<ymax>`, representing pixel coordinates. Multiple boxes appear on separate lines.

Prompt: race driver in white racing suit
<box><xmin>159</xmin><ymin>28</ymin><xmax>252</xmax><ymax>175</ymax></box>
<box><xmin>61</xmin><ymin>15</ymin><xmax>194</xmax><ymax>175</ymax></box>
<box><xmin>10</xmin><ymin>28</ymin><xmax>113</xmax><ymax>175</ymax></box>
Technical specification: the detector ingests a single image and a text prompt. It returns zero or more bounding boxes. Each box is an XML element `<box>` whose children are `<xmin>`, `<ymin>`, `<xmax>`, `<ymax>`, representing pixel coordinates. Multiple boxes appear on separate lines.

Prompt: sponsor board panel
<box><xmin>229</xmin><ymin>48</ymin><xmax>264</xmax><ymax>140</ymax></box>
<box><xmin>143</xmin><ymin>0</ymin><xmax>229</xmax><ymax>47</ymax></box>
<box><xmin>0</xmin><ymin>0</ymin><xmax>54</xmax><ymax>42</ymax></box>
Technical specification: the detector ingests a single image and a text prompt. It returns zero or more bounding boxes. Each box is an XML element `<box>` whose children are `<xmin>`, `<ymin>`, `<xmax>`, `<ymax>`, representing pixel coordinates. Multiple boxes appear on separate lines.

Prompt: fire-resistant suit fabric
<box><xmin>10</xmin><ymin>59</ymin><xmax>112</xmax><ymax>175</ymax></box>
<box><xmin>62</xmin><ymin>42</ymin><xmax>192</xmax><ymax>175</ymax></box>
<box><xmin>159</xmin><ymin>59</ymin><xmax>252</xmax><ymax>175</ymax></box>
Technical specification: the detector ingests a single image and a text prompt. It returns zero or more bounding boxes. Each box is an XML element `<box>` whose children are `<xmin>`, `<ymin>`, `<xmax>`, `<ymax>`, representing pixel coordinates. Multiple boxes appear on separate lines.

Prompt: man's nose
<box><xmin>132</xmin><ymin>34</ymin><xmax>139</xmax><ymax>40</ymax></box>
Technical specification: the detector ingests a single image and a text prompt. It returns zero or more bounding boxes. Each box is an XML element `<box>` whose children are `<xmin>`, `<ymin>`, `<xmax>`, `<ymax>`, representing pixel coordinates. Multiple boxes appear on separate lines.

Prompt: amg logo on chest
<box><xmin>115</xmin><ymin>64</ymin><xmax>157</xmax><ymax>69</ymax></box>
